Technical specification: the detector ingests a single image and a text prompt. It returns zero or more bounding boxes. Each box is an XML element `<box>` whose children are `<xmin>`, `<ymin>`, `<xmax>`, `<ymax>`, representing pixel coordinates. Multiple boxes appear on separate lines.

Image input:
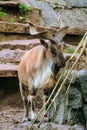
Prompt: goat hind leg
<box><xmin>19</xmin><ymin>82</ymin><xmax>29</xmax><ymax>122</ymax></box>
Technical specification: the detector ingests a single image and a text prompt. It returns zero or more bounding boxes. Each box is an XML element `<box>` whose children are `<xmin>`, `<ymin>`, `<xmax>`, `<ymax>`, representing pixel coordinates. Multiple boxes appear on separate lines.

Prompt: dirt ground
<box><xmin>0</xmin><ymin>77</ymin><xmax>42</xmax><ymax>130</ymax></box>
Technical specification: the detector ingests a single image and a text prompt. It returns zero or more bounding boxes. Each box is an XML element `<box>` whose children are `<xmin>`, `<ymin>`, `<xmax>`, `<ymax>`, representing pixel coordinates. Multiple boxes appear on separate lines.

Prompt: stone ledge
<box><xmin>0</xmin><ymin>39</ymin><xmax>40</xmax><ymax>50</ymax></box>
<box><xmin>0</xmin><ymin>21</ymin><xmax>86</xmax><ymax>36</ymax></box>
<box><xmin>0</xmin><ymin>63</ymin><xmax>18</xmax><ymax>77</ymax></box>
<box><xmin>0</xmin><ymin>50</ymin><xmax>26</xmax><ymax>63</ymax></box>
<box><xmin>68</xmin><ymin>27</ymin><xmax>87</xmax><ymax>36</ymax></box>
<box><xmin>0</xmin><ymin>0</ymin><xmax>20</xmax><ymax>7</ymax></box>
<box><xmin>0</xmin><ymin>1</ymin><xmax>19</xmax><ymax>7</ymax></box>
<box><xmin>0</xmin><ymin>21</ymin><xmax>30</xmax><ymax>34</ymax></box>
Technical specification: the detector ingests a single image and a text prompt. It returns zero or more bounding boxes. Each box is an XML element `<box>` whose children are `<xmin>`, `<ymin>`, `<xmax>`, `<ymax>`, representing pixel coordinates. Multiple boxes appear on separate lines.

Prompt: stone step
<box><xmin>0</xmin><ymin>21</ymin><xmax>57</xmax><ymax>38</ymax></box>
<box><xmin>0</xmin><ymin>1</ymin><xmax>19</xmax><ymax>7</ymax></box>
<box><xmin>0</xmin><ymin>49</ymin><xmax>84</xmax><ymax>77</ymax></box>
<box><xmin>0</xmin><ymin>49</ymin><xmax>26</xmax><ymax>63</ymax></box>
<box><xmin>0</xmin><ymin>21</ymin><xmax>30</xmax><ymax>34</ymax></box>
<box><xmin>0</xmin><ymin>39</ymin><xmax>40</xmax><ymax>63</ymax></box>
<box><xmin>0</xmin><ymin>21</ymin><xmax>86</xmax><ymax>36</ymax></box>
<box><xmin>0</xmin><ymin>63</ymin><xmax>18</xmax><ymax>77</ymax></box>
<box><xmin>0</xmin><ymin>39</ymin><xmax>40</xmax><ymax>50</ymax></box>
<box><xmin>0</xmin><ymin>49</ymin><xmax>82</xmax><ymax>64</ymax></box>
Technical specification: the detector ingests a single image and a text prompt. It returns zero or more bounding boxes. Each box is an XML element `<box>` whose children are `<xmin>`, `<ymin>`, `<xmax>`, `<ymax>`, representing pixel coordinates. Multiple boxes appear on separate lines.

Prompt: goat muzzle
<box><xmin>52</xmin><ymin>63</ymin><xmax>60</xmax><ymax>76</ymax></box>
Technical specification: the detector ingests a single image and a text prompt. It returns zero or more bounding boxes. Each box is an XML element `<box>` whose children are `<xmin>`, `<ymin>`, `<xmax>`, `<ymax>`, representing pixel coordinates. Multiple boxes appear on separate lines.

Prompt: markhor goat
<box><xmin>18</xmin><ymin>27</ymin><xmax>68</xmax><ymax>122</ymax></box>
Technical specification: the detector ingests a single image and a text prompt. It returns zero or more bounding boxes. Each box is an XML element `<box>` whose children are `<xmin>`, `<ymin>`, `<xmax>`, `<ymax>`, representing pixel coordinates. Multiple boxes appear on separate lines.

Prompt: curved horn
<box><xmin>53</xmin><ymin>26</ymin><xmax>68</xmax><ymax>43</ymax></box>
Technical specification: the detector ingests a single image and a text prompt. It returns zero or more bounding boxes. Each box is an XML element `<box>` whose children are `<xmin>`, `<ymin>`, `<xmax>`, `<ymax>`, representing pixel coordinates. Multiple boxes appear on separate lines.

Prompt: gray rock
<box><xmin>57</xmin><ymin>8</ymin><xmax>87</xmax><ymax>28</ymax></box>
<box><xmin>64</xmin><ymin>0</ymin><xmax>87</xmax><ymax>8</ymax></box>
<box><xmin>68</xmin><ymin>87</ymin><xmax>83</xmax><ymax>108</ymax></box>
<box><xmin>46</xmin><ymin>0</ymin><xmax>66</xmax><ymax>8</ymax></box>
<box><xmin>78</xmin><ymin>70</ymin><xmax>87</xmax><ymax>102</ymax></box>
<box><xmin>19</xmin><ymin>0</ymin><xmax>87</xmax><ymax>28</ymax></box>
<box><xmin>73</xmin><ymin>124</ymin><xmax>86</xmax><ymax>130</ymax></box>
<box><xmin>36</xmin><ymin>1</ymin><xmax>59</xmax><ymax>27</ymax></box>
<box><xmin>20</xmin><ymin>0</ymin><xmax>60</xmax><ymax>27</ymax></box>
<box><xmin>48</xmin><ymin>70</ymin><xmax>87</xmax><ymax>128</ymax></box>
<box><xmin>20</xmin><ymin>0</ymin><xmax>37</xmax><ymax>7</ymax></box>
<box><xmin>40</xmin><ymin>123</ymin><xmax>74</xmax><ymax>130</ymax></box>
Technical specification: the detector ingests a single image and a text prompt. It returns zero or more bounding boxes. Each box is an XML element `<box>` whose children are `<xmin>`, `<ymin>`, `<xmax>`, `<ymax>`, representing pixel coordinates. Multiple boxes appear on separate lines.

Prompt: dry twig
<box><xmin>29</xmin><ymin>32</ymin><xmax>87</xmax><ymax>130</ymax></box>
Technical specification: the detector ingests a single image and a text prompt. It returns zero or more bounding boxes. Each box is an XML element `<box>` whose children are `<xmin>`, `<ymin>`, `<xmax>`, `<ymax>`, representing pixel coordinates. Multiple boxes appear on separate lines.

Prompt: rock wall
<box><xmin>48</xmin><ymin>70</ymin><xmax>87</xmax><ymax>129</ymax></box>
<box><xmin>20</xmin><ymin>0</ymin><xmax>87</xmax><ymax>28</ymax></box>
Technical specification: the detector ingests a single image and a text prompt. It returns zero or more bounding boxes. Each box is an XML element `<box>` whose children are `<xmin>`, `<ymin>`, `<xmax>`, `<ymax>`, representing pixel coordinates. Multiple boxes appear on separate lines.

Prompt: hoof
<box><xmin>44</xmin><ymin>117</ymin><xmax>50</xmax><ymax>122</ymax></box>
<box><xmin>29</xmin><ymin>112</ymin><xmax>36</xmax><ymax>121</ymax></box>
<box><xmin>22</xmin><ymin>117</ymin><xmax>30</xmax><ymax>123</ymax></box>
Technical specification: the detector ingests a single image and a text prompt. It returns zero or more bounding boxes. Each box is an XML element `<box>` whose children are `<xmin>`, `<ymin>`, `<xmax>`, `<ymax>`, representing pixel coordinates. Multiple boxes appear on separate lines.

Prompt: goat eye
<box><xmin>51</xmin><ymin>48</ymin><xmax>57</xmax><ymax>57</ymax></box>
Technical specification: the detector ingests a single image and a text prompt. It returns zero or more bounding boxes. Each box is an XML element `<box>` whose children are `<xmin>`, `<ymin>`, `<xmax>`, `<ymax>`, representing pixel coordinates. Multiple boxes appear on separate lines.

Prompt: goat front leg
<box><xmin>28</xmin><ymin>95</ymin><xmax>36</xmax><ymax>120</ymax></box>
<box><xmin>19</xmin><ymin>82</ymin><xmax>29</xmax><ymax>122</ymax></box>
<box><xmin>43</xmin><ymin>89</ymin><xmax>50</xmax><ymax>122</ymax></box>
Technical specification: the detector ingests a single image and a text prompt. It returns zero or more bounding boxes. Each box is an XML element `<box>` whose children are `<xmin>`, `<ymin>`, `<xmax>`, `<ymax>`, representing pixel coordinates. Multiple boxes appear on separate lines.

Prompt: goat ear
<box><xmin>40</xmin><ymin>39</ymin><xmax>48</xmax><ymax>48</ymax></box>
<box><xmin>53</xmin><ymin>26</ymin><xmax>68</xmax><ymax>42</ymax></box>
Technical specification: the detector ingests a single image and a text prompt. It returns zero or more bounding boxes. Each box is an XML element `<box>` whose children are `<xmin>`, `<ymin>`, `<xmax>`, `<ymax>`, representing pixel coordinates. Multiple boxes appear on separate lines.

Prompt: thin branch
<box><xmin>37</xmin><ymin>32</ymin><xmax>87</xmax><ymax>127</ymax></box>
<box><xmin>28</xmin><ymin>32</ymin><xmax>87</xmax><ymax>130</ymax></box>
